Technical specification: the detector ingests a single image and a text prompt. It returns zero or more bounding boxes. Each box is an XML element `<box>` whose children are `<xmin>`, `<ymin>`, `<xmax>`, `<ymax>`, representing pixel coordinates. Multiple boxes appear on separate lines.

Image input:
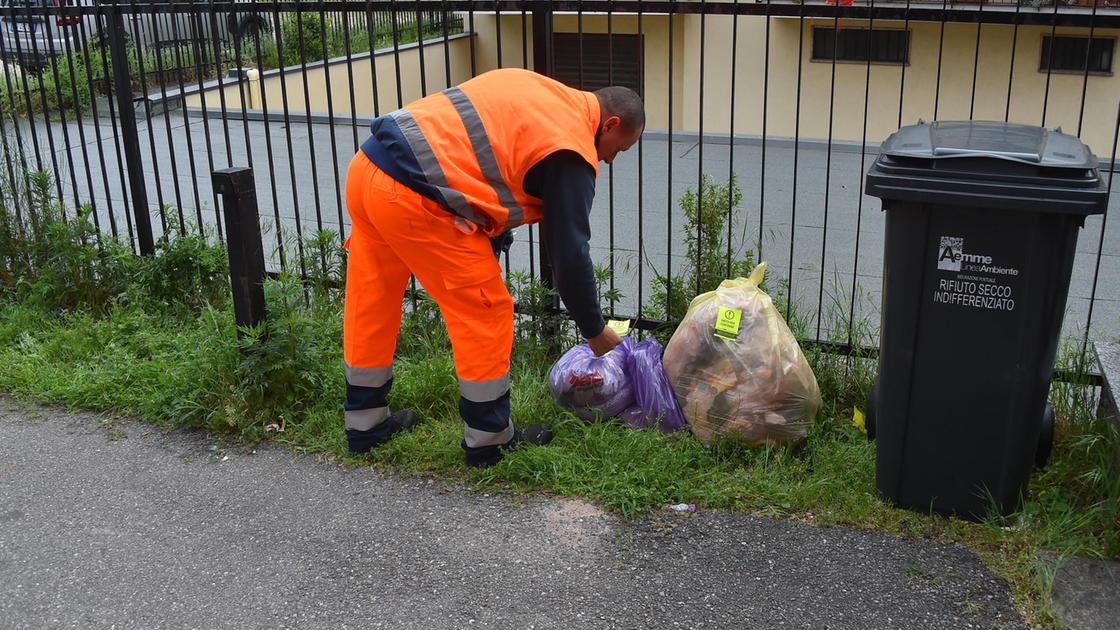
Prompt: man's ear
<box><xmin>604</xmin><ymin>114</ymin><xmax>622</xmax><ymax>133</ymax></box>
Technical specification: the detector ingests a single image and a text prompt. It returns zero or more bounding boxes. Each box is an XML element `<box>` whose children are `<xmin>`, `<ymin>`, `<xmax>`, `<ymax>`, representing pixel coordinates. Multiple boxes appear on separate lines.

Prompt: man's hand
<box><xmin>587</xmin><ymin>325</ymin><xmax>622</xmax><ymax>357</ymax></box>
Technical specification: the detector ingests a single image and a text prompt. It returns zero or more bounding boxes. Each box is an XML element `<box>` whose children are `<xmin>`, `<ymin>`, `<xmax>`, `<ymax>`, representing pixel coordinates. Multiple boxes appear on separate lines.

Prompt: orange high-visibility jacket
<box><xmin>360</xmin><ymin>68</ymin><xmax>602</xmax><ymax>237</ymax></box>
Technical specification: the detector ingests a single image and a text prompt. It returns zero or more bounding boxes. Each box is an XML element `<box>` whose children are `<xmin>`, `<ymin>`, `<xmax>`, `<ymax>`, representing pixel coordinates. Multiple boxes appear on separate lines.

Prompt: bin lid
<box><xmin>881</xmin><ymin>121</ymin><xmax>1095</xmax><ymax>168</ymax></box>
<box><xmin>866</xmin><ymin>121</ymin><xmax>1108</xmax><ymax>215</ymax></box>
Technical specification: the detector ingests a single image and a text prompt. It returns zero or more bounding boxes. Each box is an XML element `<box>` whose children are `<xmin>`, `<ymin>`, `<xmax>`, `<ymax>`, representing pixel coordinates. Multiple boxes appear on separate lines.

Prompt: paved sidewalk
<box><xmin>0</xmin><ymin>399</ymin><xmax>1024</xmax><ymax>629</ymax></box>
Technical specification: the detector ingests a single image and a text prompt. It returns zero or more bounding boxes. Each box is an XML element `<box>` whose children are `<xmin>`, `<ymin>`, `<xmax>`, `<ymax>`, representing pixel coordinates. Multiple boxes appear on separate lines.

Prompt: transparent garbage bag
<box><xmin>662</xmin><ymin>262</ymin><xmax>821</xmax><ymax>447</ymax></box>
<box><xmin>548</xmin><ymin>337</ymin><xmax>635</xmax><ymax>422</ymax></box>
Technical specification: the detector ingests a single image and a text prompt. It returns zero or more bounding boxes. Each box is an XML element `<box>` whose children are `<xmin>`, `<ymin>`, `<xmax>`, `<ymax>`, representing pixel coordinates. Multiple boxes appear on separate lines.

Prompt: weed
<box><xmin>647</xmin><ymin>174</ymin><xmax>759</xmax><ymax>336</ymax></box>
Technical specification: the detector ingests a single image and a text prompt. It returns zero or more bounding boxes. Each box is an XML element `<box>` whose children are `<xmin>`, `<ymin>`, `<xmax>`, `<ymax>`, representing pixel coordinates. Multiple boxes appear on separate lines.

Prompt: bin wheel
<box><xmin>1035</xmin><ymin>403</ymin><xmax>1055</xmax><ymax>470</ymax></box>
<box><xmin>865</xmin><ymin>378</ymin><xmax>879</xmax><ymax>441</ymax></box>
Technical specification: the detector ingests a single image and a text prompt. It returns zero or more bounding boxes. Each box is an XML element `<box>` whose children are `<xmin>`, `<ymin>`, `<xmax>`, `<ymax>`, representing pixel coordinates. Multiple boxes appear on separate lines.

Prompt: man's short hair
<box><xmin>595</xmin><ymin>86</ymin><xmax>645</xmax><ymax>132</ymax></box>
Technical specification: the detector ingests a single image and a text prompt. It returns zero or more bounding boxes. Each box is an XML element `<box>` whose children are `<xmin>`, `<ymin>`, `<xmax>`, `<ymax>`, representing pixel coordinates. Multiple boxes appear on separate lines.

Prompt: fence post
<box><xmin>531</xmin><ymin>1</ymin><xmax>563</xmax><ymax>340</ymax></box>
<box><xmin>106</xmin><ymin>2</ymin><xmax>154</xmax><ymax>256</ymax></box>
<box><xmin>531</xmin><ymin>1</ymin><xmax>553</xmax><ymax>77</ymax></box>
<box><xmin>212</xmin><ymin>167</ymin><xmax>267</xmax><ymax>337</ymax></box>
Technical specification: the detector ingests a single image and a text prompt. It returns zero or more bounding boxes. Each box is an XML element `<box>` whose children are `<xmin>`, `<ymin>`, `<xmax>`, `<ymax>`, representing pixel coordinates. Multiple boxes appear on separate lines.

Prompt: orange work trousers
<box><xmin>342</xmin><ymin>152</ymin><xmax>515</xmax><ymax>449</ymax></box>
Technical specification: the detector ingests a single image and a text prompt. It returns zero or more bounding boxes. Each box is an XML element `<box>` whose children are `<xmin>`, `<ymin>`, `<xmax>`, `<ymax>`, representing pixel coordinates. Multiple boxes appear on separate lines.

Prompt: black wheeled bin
<box><xmin>864</xmin><ymin>120</ymin><xmax>1108</xmax><ymax>520</ymax></box>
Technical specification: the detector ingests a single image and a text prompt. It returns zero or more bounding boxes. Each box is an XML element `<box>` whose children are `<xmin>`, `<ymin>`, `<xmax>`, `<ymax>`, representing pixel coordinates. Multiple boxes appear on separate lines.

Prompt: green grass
<box><xmin>0</xmin><ymin>291</ymin><xmax>1115</xmax><ymax>627</ymax></box>
<box><xmin>1</xmin><ymin>172</ymin><xmax>1116</xmax><ymax>629</ymax></box>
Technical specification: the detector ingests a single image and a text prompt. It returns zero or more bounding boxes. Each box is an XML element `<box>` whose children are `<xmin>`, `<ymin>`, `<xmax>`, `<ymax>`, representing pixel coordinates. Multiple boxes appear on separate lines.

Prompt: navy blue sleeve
<box><xmin>530</xmin><ymin>151</ymin><xmax>604</xmax><ymax>340</ymax></box>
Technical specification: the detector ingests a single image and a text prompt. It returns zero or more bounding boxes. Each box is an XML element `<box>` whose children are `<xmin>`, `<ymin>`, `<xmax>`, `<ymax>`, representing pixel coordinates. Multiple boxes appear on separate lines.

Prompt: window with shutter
<box><xmin>551</xmin><ymin>33</ymin><xmax>643</xmax><ymax>96</ymax></box>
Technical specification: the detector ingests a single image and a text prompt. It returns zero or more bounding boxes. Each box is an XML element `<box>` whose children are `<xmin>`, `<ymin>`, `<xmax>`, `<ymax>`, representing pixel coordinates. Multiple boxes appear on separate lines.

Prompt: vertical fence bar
<box><xmin>145</xmin><ymin>2</ymin><xmax>187</xmax><ymax>230</ymax></box>
<box><xmin>468</xmin><ymin>8</ymin><xmax>477</xmax><ymax>78</ymax></box>
<box><xmin>100</xmin><ymin>7</ymin><xmax>138</xmax><ymax>248</ymax></box>
<box><xmin>26</xmin><ymin>1</ymin><xmax>67</xmax><ymax>209</ymax></box>
<box><xmin>0</xmin><ymin>10</ymin><xmax>29</xmax><ymax>225</ymax></box>
<box><xmin>272</xmin><ymin>2</ymin><xmax>309</xmax><ymax>280</ymax></box>
<box><xmin>186</xmin><ymin>9</ymin><xmax>224</xmax><ymax>238</ymax></box>
<box><xmin>696</xmin><ymin>0</ymin><xmax>705</xmax><ymax>297</ymax></box>
<box><xmin>1004</xmin><ymin>0</ymin><xmax>1022</xmax><ymax>123</ymax></box>
<box><xmin>317</xmin><ymin>1</ymin><xmax>346</xmax><ymax>248</ymax></box>
<box><xmin>365</xmin><ymin>2</ymin><xmax>382</xmax><ymax>118</ymax></box>
<box><xmin>897</xmin><ymin>0</ymin><xmax>911</xmax><ymax>129</ymax></box>
<box><xmin>390</xmin><ymin>2</ymin><xmax>403</xmax><ymax>108</ymax></box>
<box><xmin>933</xmin><ymin>0</ymin><xmax>947</xmax><ymax>120</ymax></box>
<box><xmin>514</xmin><ymin>3</ymin><xmax>528</xmax><ymax>287</ymax></box>
<box><xmin>0</xmin><ymin>79</ymin><xmax>23</xmax><ymax>226</ymax></box>
<box><xmin>24</xmin><ymin>0</ymin><xmax>66</xmax><ymax>208</ymax></box>
<box><xmin>666</xmin><ymin>0</ymin><xmax>675</xmax><ymax>320</ymax></box>
<box><xmin>207</xmin><ymin>3</ymin><xmax>234</xmax><ymax>167</ymax></box>
<box><xmin>230</xmin><ymin>5</ymin><xmax>257</xmax><ymax>178</ymax></box>
<box><xmin>1076</xmin><ymin>0</ymin><xmax>1101</xmax><ymax>138</ymax></box>
<box><xmin>59</xmin><ymin>13</ymin><xmax>102</xmax><ymax>239</ymax></box>
<box><xmin>15</xmin><ymin>1</ymin><xmax>50</xmax><ymax>195</ymax></box>
<box><xmin>251</xmin><ymin>3</ymin><xmax>287</xmax><ymax>273</ymax></box>
<box><xmin>817</xmin><ymin>8</ymin><xmax>839</xmax><ymax>340</ymax></box>
<box><xmin>849</xmin><ymin>0</ymin><xmax>877</xmax><ymax>352</ymax></box>
<box><xmin>127</xmin><ymin>0</ymin><xmax>168</xmax><ymax>234</ymax></box>
<box><xmin>760</xmin><ymin>0</ymin><xmax>770</xmax><ymax>260</ymax></box>
<box><xmin>295</xmin><ymin>0</ymin><xmax>327</xmax><ymax>256</ymax></box>
<box><xmin>1041</xmin><ymin>0</ymin><xmax>1061</xmax><ymax>126</ymax></box>
<box><xmin>576</xmin><ymin>0</ymin><xmax>582</xmax><ymax>88</ymax></box>
<box><xmin>726</xmin><ymin>0</ymin><xmax>738</xmax><ymax>279</ymax></box>
<box><xmin>75</xmin><ymin>9</ymin><xmax>120</xmax><ymax>240</ymax></box>
<box><xmin>521</xmin><ymin>3</ymin><xmax>533</xmax><ymax>289</ymax></box>
<box><xmin>636</xmin><ymin>0</ymin><xmax>644</xmax><ymax>327</ymax></box>
<box><xmin>495</xmin><ymin>0</ymin><xmax>504</xmax><ymax>69</ymax></box>
<box><xmin>532</xmin><ymin>0</ymin><xmax>557</xmax><ymax>320</ymax></box>
<box><xmin>1077</xmin><ymin>2</ymin><xmax>1112</xmax><ymax>359</ymax></box>
<box><xmin>343</xmin><ymin>2</ymin><xmax>359</xmax><ymax>151</ymax></box>
<box><xmin>168</xmin><ymin>6</ymin><xmax>205</xmax><ymax>231</ymax></box>
<box><xmin>444</xmin><ymin>0</ymin><xmax>454</xmax><ymax>86</ymax></box>
<box><xmin>8</xmin><ymin>5</ymin><xmax>42</xmax><ymax>180</ymax></box>
<box><xmin>520</xmin><ymin>0</ymin><xmax>528</xmax><ymax>72</ymax></box>
<box><xmin>969</xmin><ymin>0</ymin><xmax>984</xmax><ymax>120</ymax></box>
<box><xmin>213</xmin><ymin>166</ymin><xmax>267</xmax><ymax>338</ymax></box>
<box><xmin>417</xmin><ymin>5</ymin><xmax>429</xmax><ymax>96</ymax></box>
<box><xmin>607</xmin><ymin>1</ymin><xmax>615</xmax><ymax>316</ymax></box>
<box><xmin>41</xmin><ymin>2</ymin><xmax>81</xmax><ymax>218</ymax></box>
<box><xmin>109</xmin><ymin>3</ymin><xmax>154</xmax><ymax>255</ymax></box>
<box><xmin>786</xmin><ymin>0</ymin><xmax>805</xmax><ymax>321</ymax></box>
<box><xmin>1080</xmin><ymin>97</ymin><xmax>1119</xmax><ymax>358</ymax></box>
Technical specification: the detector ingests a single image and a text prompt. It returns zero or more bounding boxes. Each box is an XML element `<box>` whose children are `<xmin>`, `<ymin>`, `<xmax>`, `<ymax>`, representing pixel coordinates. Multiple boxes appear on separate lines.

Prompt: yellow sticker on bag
<box><xmin>713</xmin><ymin>307</ymin><xmax>742</xmax><ymax>340</ymax></box>
<box><xmin>853</xmin><ymin>408</ymin><xmax>867</xmax><ymax>435</ymax></box>
<box><xmin>607</xmin><ymin>319</ymin><xmax>631</xmax><ymax>336</ymax></box>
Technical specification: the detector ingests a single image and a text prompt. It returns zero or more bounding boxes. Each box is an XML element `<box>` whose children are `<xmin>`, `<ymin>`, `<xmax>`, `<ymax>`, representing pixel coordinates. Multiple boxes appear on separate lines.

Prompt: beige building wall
<box><xmin>184</xmin><ymin>34</ymin><xmax>475</xmax><ymax>116</ymax></box>
<box><xmin>184</xmin><ymin>13</ymin><xmax>1120</xmax><ymax>155</ymax></box>
<box><xmin>679</xmin><ymin>16</ymin><xmax>1119</xmax><ymax>155</ymax></box>
<box><xmin>470</xmin><ymin>13</ymin><xmax>532</xmax><ymax>71</ymax></box>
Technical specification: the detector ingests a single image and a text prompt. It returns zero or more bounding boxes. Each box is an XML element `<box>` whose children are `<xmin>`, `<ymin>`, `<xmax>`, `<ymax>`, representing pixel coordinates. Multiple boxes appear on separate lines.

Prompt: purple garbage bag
<box><xmin>623</xmin><ymin>338</ymin><xmax>687</xmax><ymax>433</ymax></box>
<box><xmin>549</xmin><ymin>338</ymin><xmax>635</xmax><ymax>421</ymax></box>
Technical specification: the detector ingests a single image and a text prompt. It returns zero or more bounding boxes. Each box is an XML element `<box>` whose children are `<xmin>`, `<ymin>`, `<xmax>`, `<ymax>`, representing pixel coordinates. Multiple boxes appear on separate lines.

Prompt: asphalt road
<box><xmin>0</xmin><ymin>399</ymin><xmax>1024</xmax><ymax>629</ymax></box>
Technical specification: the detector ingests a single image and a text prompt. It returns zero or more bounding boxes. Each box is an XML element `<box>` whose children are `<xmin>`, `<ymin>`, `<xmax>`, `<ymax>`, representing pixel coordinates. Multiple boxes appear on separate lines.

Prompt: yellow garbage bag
<box><xmin>662</xmin><ymin>262</ymin><xmax>822</xmax><ymax>447</ymax></box>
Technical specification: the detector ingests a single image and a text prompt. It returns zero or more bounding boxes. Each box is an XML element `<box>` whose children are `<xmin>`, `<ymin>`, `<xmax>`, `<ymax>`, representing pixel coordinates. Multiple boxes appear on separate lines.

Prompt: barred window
<box><xmin>1040</xmin><ymin>36</ymin><xmax>1114</xmax><ymax>74</ymax></box>
<box><xmin>552</xmin><ymin>33</ymin><xmax>643</xmax><ymax>96</ymax></box>
<box><xmin>811</xmin><ymin>28</ymin><xmax>909</xmax><ymax>65</ymax></box>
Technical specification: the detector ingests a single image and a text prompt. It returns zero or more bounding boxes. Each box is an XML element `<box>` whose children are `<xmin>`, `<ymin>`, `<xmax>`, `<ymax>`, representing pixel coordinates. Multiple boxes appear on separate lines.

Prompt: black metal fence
<box><xmin>1</xmin><ymin>1</ymin><xmax>1118</xmax><ymax>355</ymax></box>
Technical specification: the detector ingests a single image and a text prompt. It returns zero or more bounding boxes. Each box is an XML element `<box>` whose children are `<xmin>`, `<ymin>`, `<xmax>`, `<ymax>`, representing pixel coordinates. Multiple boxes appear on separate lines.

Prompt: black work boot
<box><xmin>346</xmin><ymin>410</ymin><xmax>420</xmax><ymax>453</ymax></box>
<box><xmin>464</xmin><ymin>423</ymin><xmax>554</xmax><ymax>469</ymax></box>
